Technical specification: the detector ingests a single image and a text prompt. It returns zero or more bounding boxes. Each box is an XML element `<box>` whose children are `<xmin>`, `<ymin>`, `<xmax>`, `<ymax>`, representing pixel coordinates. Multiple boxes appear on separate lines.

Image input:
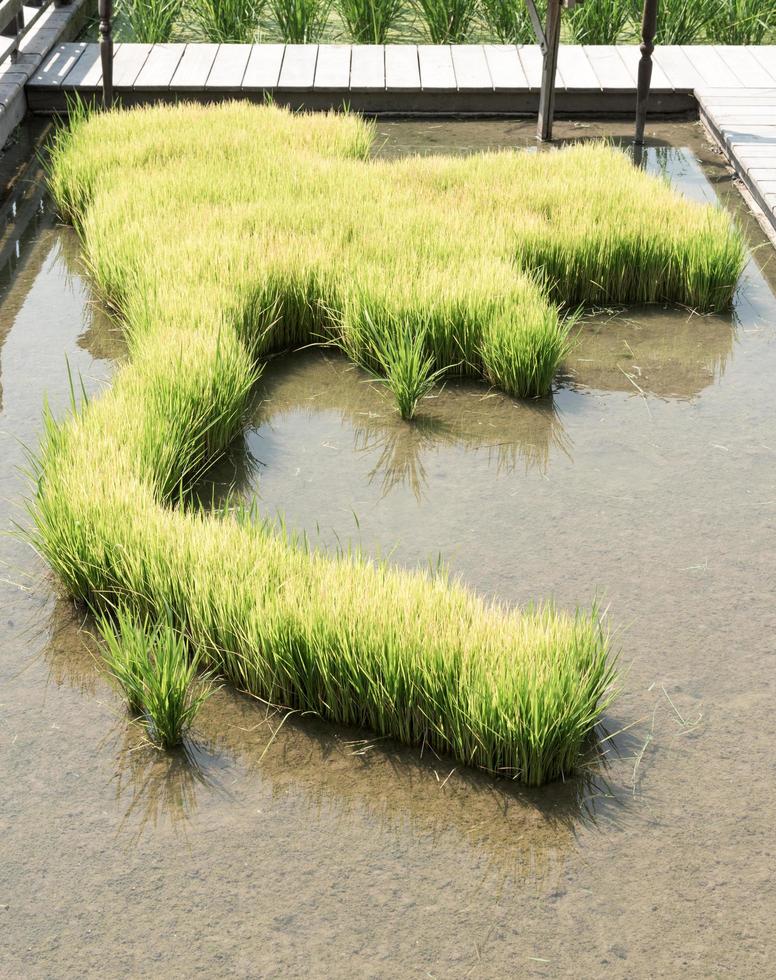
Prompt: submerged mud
<box><xmin>2</xmin><ymin>119</ymin><xmax>776</xmax><ymax>977</ymax></box>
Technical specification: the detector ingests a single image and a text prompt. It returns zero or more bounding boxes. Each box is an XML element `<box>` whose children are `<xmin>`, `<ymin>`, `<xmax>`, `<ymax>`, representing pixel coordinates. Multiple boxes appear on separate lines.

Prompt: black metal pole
<box><xmin>98</xmin><ymin>0</ymin><xmax>113</xmax><ymax>109</ymax></box>
<box><xmin>634</xmin><ymin>0</ymin><xmax>658</xmax><ymax>146</ymax></box>
<box><xmin>537</xmin><ymin>0</ymin><xmax>562</xmax><ymax>142</ymax></box>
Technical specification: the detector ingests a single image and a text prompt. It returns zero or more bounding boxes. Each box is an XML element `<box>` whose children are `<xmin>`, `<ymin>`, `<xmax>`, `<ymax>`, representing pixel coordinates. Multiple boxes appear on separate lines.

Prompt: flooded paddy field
<box><xmin>1</xmin><ymin>118</ymin><xmax>775</xmax><ymax>977</ymax></box>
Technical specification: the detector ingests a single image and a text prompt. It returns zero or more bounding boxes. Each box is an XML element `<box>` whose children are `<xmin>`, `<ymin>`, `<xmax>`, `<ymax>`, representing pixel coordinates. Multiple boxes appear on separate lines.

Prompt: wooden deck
<box><xmin>21</xmin><ymin>42</ymin><xmax>776</xmax><ymax>239</ymax></box>
<box><xmin>24</xmin><ymin>42</ymin><xmax>776</xmax><ymax>115</ymax></box>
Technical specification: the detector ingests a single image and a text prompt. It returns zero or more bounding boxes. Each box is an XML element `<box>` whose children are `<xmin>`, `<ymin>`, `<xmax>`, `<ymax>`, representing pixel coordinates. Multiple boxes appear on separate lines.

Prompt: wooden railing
<box><xmin>0</xmin><ymin>0</ymin><xmax>70</xmax><ymax>67</ymax></box>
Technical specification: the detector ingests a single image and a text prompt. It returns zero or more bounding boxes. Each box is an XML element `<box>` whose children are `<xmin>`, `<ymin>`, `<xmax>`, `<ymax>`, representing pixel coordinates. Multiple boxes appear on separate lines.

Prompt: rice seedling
<box><xmin>412</xmin><ymin>0</ymin><xmax>477</xmax><ymax>42</ymax></box>
<box><xmin>705</xmin><ymin>0</ymin><xmax>776</xmax><ymax>45</ymax></box>
<box><xmin>336</xmin><ymin>0</ymin><xmax>403</xmax><ymax>42</ymax></box>
<box><xmin>566</xmin><ymin>0</ymin><xmax>634</xmax><ymax>45</ymax></box>
<box><xmin>118</xmin><ymin>0</ymin><xmax>182</xmax><ymax>42</ymax></box>
<box><xmin>189</xmin><ymin>0</ymin><xmax>265</xmax><ymax>42</ymax></box>
<box><xmin>478</xmin><ymin>0</ymin><xmax>538</xmax><ymax>43</ymax></box>
<box><xmin>31</xmin><ymin>102</ymin><xmax>744</xmax><ymax>784</ymax></box>
<box><xmin>269</xmin><ymin>0</ymin><xmax>332</xmax><ymax>42</ymax></box>
<box><xmin>96</xmin><ymin>606</ymin><xmax>213</xmax><ymax>747</ymax></box>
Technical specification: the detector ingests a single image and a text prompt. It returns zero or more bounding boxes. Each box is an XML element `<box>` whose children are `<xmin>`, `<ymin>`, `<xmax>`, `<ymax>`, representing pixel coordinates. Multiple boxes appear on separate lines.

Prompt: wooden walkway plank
<box><xmin>62</xmin><ymin>43</ymin><xmax>117</xmax><ymax>88</ymax></box>
<box><xmin>517</xmin><ymin>44</ymin><xmax>545</xmax><ymax>90</ymax></box>
<box><xmin>714</xmin><ymin>46</ymin><xmax>775</xmax><ymax>87</ymax></box>
<box><xmin>584</xmin><ymin>45</ymin><xmax>633</xmax><ymax>92</ymax></box>
<box><xmin>450</xmin><ymin>45</ymin><xmax>492</xmax><ymax>92</ymax></box>
<box><xmin>242</xmin><ymin>43</ymin><xmax>285</xmax><ymax>88</ymax></box>
<box><xmin>350</xmin><ymin>44</ymin><xmax>384</xmax><ymax>91</ymax></box>
<box><xmin>748</xmin><ymin>46</ymin><xmax>776</xmax><ymax>84</ymax></box>
<box><xmin>134</xmin><ymin>43</ymin><xmax>186</xmax><ymax>89</ymax></box>
<box><xmin>617</xmin><ymin>45</ymin><xmax>672</xmax><ymax>90</ymax></box>
<box><xmin>384</xmin><ymin>45</ymin><xmax>420</xmax><ymax>90</ymax></box>
<box><xmin>651</xmin><ymin>45</ymin><xmax>700</xmax><ymax>90</ymax></box>
<box><xmin>680</xmin><ymin>46</ymin><xmax>740</xmax><ymax>87</ymax></box>
<box><xmin>314</xmin><ymin>44</ymin><xmax>351</xmax><ymax>90</ymax></box>
<box><xmin>28</xmin><ymin>41</ymin><xmax>87</xmax><ymax>87</ymax></box>
<box><xmin>557</xmin><ymin>45</ymin><xmax>599</xmax><ymax>91</ymax></box>
<box><xmin>483</xmin><ymin>44</ymin><xmax>527</xmax><ymax>92</ymax></box>
<box><xmin>206</xmin><ymin>43</ymin><xmax>251</xmax><ymax>89</ymax></box>
<box><xmin>278</xmin><ymin>44</ymin><xmax>318</xmax><ymax>89</ymax></box>
<box><xmin>170</xmin><ymin>43</ymin><xmax>219</xmax><ymax>91</ymax></box>
<box><xmin>418</xmin><ymin>45</ymin><xmax>455</xmax><ymax>91</ymax></box>
<box><xmin>112</xmin><ymin>42</ymin><xmax>152</xmax><ymax>89</ymax></box>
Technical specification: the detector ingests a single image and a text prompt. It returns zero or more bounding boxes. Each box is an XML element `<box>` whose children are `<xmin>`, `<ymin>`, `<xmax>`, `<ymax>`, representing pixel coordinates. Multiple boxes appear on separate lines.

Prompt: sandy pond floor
<box><xmin>1</xmin><ymin>118</ymin><xmax>775</xmax><ymax>978</ymax></box>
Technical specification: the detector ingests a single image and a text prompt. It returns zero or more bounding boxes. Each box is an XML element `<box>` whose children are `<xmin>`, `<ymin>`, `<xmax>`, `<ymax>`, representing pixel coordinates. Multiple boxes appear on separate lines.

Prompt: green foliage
<box><xmin>96</xmin><ymin>606</ymin><xmax>213</xmax><ymax>747</ymax></box>
<box><xmin>412</xmin><ymin>0</ymin><xmax>477</xmax><ymax>42</ymax></box>
<box><xmin>705</xmin><ymin>0</ymin><xmax>776</xmax><ymax>45</ymax></box>
<box><xmin>479</xmin><ymin>0</ymin><xmax>540</xmax><ymax>43</ymax></box>
<box><xmin>189</xmin><ymin>0</ymin><xmax>265</xmax><ymax>42</ymax></box>
<box><xmin>118</xmin><ymin>0</ymin><xmax>182</xmax><ymax>42</ymax></box>
<box><xmin>269</xmin><ymin>0</ymin><xmax>332</xmax><ymax>42</ymax></box>
<box><xmin>32</xmin><ymin>102</ymin><xmax>744</xmax><ymax>784</ymax></box>
<box><xmin>336</xmin><ymin>0</ymin><xmax>403</xmax><ymax>42</ymax></box>
<box><xmin>567</xmin><ymin>0</ymin><xmax>633</xmax><ymax>44</ymax></box>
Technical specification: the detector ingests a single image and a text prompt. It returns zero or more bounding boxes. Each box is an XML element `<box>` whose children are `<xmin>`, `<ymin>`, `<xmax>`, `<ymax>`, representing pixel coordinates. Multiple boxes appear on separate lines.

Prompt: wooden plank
<box><xmin>384</xmin><ymin>44</ymin><xmax>420</xmax><ymax>91</ymax></box>
<box><xmin>278</xmin><ymin>44</ymin><xmax>318</xmax><ymax>89</ymax></box>
<box><xmin>616</xmin><ymin>44</ymin><xmax>672</xmax><ymax>90</ymax></box>
<box><xmin>714</xmin><ymin>46</ymin><xmax>775</xmax><ymax>87</ymax></box>
<box><xmin>134</xmin><ymin>43</ymin><xmax>185</xmax><ymax>89</ymax></box>
<box><xmin>450</xmin><ymin>45</ymin><xmax>492</xmax><ymax>91</ymax></box>
<box><xmin>170</xmin><ymin>43</ymin><xmax>219</xmax><ymax>91</ymax></box>
<box><xmin>27</xmin><ymin>41</ymin><xmax>87</xmax><ymax>87</ymax></box>
<box><xmin>748</xmin><ymin>46</ymin><xmax>776</xmax><ymax>84</ymax></box>
<box><xmin>584</xmin><ymin>45</ymin><xmax>632</xmax><ymax>91</ymax></box>
<box><xmin>557</xmin><ymin>45</ymin><xmax>599</xmax><ymax>90</ymax></box>
<box><xmin>680</xmin><ymin>45</ymin><xmax>739</xmax><ymax>87</ymax></box>
<box><xmin>652</xmin><ymin>45</ymin><xmax>700</xmax><ymax>90</ymax></box>
<box><xmin>418</xmin><ymin>45</ymin><xmax>455</xmax><ymax>91</ymax></box>
<box><xmin>483</xmin><ymin>44</ymin><xmax>527</xmax><ymax>92</ymax></box>
<box><xmin>205</xmin><ymin>43</ymin><xmax>251</xmax><ymax>89</ymax></box>
<box><xmin>517</xmin><ymin>44</ymin><xmax>545</xmax><ymax>90</ymax></box>
<box><xmin>112</xmin><ymin>43</ymin><xmax>152</xmax><ymax>89</ymax></box>
<box><xmin>349</xmin><ymin>44</ymin><xmax>384</xmax><ymax>91</ymax></box>
<box><xmin>62</xmin><ymin>43</ymin><xmax>117</xmax><ymax>88</ymax></box>
<box><xmin>314</xmin><ymin>43</ymin><xmax>350</xmax><ymax>90</ymax></box>
<box><xmin>242</xmin><ymin>43</ymin><xmax>285</xmax><ymax>88</ymax></box>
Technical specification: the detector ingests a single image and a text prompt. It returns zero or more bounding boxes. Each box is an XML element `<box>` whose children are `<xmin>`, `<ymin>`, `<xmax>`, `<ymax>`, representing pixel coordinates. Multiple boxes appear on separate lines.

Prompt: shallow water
<box><xmin>2</xmin><ymin>119</ymin><xmax>775</xmax><ymax>977</ymax></box>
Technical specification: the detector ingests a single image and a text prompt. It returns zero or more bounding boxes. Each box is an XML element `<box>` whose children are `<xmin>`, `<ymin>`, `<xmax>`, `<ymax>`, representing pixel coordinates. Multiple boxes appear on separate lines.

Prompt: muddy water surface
<box><xmin>1</xmin><ymin>120</ymin><xmax>775</xmax><ymax>978</ymax></box>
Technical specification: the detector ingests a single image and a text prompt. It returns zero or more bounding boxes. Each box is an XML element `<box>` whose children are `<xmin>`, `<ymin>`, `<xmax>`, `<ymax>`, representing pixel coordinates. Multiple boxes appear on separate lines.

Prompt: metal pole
<box><xmin>98</xmin><ymin>0</ymin><xmax>113</xmax><ymax>109</ymax></box>
<box><xmin>634</xmin><ymin>0</ymin><xmax>658</xmax><ymax>146</ymax></box>
<box><xmin>537</xmin><ymin>0</ymin><xmax>562</xmax><ymax>142</ymax></box>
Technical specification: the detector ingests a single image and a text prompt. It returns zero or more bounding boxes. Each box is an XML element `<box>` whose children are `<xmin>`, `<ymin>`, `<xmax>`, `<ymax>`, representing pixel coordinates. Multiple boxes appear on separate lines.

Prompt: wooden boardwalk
<box><xmin>22</xmin><ymin>42</ymin><xmax>776</xmax><ymax>238</ymax></box>
<box><xmin>26</xmin><ymin>41</ymin><xmax>776</xmax><ymax>114</ymax></box>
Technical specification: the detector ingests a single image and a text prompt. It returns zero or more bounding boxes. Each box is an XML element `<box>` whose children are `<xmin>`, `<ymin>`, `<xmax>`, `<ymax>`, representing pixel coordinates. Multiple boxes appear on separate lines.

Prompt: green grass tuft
<box><xmin>31</xmin><ymin>102</ymin><xmax>744</xmax><ymax>784</ymax></box>
<box><xmin>96</xmin><ymin>606</ymin><xmax>214</xmax><ymax>747</ymax></box>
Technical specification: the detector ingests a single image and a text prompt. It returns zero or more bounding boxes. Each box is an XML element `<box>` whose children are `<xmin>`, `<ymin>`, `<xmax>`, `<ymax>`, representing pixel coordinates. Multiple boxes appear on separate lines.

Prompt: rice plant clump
<box><xmin>478</xmin><ymin>0</ymin><xmax>538</xmax><ymax>43</ymax></box>
<box><xmin>336</xmin><ymin>0</ymin><xmax>403</xmax><ymax>42</ymax></box>
<box><xmin>566</xmin><ymin>0</ymin><xmax>633</xmax><ymax>44</ymax></box>
<box><xmin>119</xmin><ymin>0</ymin><xmax>182</xmax><ymax>42</ymax></box>
<box><xmin>269</xmin><ymin>0</ymin><xmax>332</xmax><ymax>42</ymax></box>
<box><xmin>96</xmin><ymin>606</ymin><xmax>213</xmax><ymax>747</ymax></box>
<box><xmin>190</xmin><ymin>0</ymin><xmax>265</xmax><ymax>42</ymax></box>
<box><xmin>705</xmin><ymin>0</ymin><xmax>776</xmax><ymax>44</ymax></box>
<box><xmin>413</xmin><ymin>0</ymin><xmax>477</xmax><ymax>42</ymax></box>
<box><xmin>35</xmin><ymin>103</ymin><xmax>744</xmax><ymax>785</ymax></box>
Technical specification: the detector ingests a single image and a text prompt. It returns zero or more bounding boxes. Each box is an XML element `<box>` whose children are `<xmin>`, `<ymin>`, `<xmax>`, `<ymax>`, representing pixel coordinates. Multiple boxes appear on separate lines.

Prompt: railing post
<box><xmin>634</xmin><ymin>0</ymin><xmax>658</xmax><ymax>146</ymax></box>
<box><xmin>1</xmin><ymin>4</ymin><xmax>24</xmax><ymax>64</ymax></box>
<box><xmin>537</xmin><ymin>0</ymin><xmax>562</xmax><ymax>142</ymax></box>
<box><xmin>98</xmin><ymin>0</ymin><xmax>113</xmax><ymax>109</ymax></box>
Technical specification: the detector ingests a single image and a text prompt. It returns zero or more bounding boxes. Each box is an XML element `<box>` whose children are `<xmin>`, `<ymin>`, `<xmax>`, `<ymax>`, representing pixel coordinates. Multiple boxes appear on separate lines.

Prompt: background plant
<box><xmin>269</xmin><ymin>0</ymin><xmax>332</xmax><ymax>42</ymax></box>
<box><xmin>190</xmin><ymin>0</ymin><xmax>265</xmax><ymax>42</ymax></box>
<box><xmin>336</xmin><ymin>0</ymin><xmax>403</xmax><ymax>42</ymax></box>
<box><xmin>412</xmin><ymin>0</ymin><xmax>477</xmax><ymax>43</ymax></box>
<box><xmin>478</xmin><ymin>0</ymin><xmax>538</xmax><ymax>43</ymax></box>
<box><xmin>567</xmin><ymin>0</ymin><xmax>634</xmax><ymax>44</ymax></box>
<box><xmin>119</xmin><ymin>0</ymin><xmax>182</xmax><ymax>43</ymax></box>
<box><xmin>96</xmin><ymin>606</ymin><xmax>214</xmax><ymax>748</ymax></box>
<box><xmin>705</xmin><ymin>0</ymin><xmax>776</xmax><ymax>44</ymax></box>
